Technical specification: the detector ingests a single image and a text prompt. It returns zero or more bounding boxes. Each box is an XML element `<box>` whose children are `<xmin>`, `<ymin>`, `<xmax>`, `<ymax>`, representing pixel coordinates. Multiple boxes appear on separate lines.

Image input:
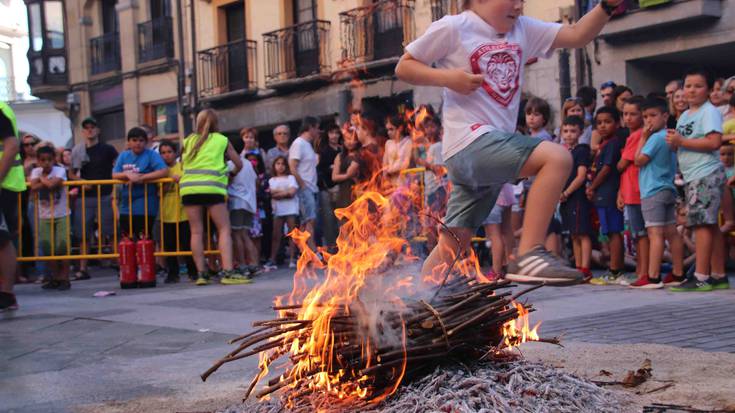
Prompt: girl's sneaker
<box><xmin>220</xmin><ymin>269</ymin><xmax>253</xmax><ymax>285</ymax></box>
<box><xmin>629</xmin><ymin>276</ymin><xmax>663</xmax><ymax>289</ymax></box>
<box><xmin>710</xmin><ymin>276</ymin><xmax>730</xmax><ymax>290</ymax></box>
<box><xmin>662</xmin><ymin>273</ymin><xmax>685</xmax><ymax>286</ymax></box>
<box><xmin>263</xmin><ymin>260</ymin><xmax>278</xmax><ymax>272</ymax></box>
<box><xmin>195</xmin><ymin>272</ymin><xmax>211</xmax><ymax>286</ymax></box>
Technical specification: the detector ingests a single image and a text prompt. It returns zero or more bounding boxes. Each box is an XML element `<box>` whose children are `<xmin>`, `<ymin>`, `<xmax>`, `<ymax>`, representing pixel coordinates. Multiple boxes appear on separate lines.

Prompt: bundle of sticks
<box><xmin>201</xmin><ymin>277</ymin><xmax>548</xmax><ymax>407</ymax></box>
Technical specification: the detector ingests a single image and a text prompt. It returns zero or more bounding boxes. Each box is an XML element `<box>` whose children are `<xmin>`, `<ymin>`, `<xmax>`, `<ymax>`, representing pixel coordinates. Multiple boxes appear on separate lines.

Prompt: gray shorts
<box><xmin>641</xmin><ymin>189</ymin><xmax>677</xmax><ymax>228</ymax></box>
<box><xmin>444</xmin><ymin>131</ymin><xmax>542</xmax><ymax>229</ymax></box>
<box><xmin>230</xmin><ymin>209</ymin><xmax>254</xmax><ymax>230</ymax></box>
<box><xmin>298</xmin><ymin>189</ymin><xmax>318</xmax><ymax>223</ymax></box>
<box><xmin>684</xmin><ymin>168</ymin><xmax>725</xmax><ymax>227</ymax></box>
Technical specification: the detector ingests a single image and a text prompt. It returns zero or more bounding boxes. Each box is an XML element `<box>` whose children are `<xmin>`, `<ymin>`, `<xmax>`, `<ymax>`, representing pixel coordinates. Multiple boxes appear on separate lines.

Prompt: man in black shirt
<box><xmin>70</xmin><ymin>117</ymin><xmax>118</xmax><ymax>279</ymax></box>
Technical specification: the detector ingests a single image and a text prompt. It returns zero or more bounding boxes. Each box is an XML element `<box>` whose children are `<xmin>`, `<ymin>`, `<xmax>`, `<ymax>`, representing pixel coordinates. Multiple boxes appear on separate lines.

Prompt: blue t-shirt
<box><xmin>639</xmin><ymin>129</ymin><xmax>677</xmax><ymax>199</ymax></box>
<box><xmin>593</xmin><ymin>136</ymin><xmax>623</xmax><ymax>208</ymax></box>
<box><xmin>113</xmin><ymin>148</ymin><xmax>167</xmax><ymax>216</ymax></box>
<box><xmin>676</xmin><ymin>101</ymin><xmax>723</xmax><ymax>183</ymax></box>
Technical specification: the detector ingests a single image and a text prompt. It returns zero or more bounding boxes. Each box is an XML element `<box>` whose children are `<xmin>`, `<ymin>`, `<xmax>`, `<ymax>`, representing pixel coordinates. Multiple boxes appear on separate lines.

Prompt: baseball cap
<box><xmin>81</xmin><ymin>116</ymin><xmax>98</xmax><ymax>127</ymax></box>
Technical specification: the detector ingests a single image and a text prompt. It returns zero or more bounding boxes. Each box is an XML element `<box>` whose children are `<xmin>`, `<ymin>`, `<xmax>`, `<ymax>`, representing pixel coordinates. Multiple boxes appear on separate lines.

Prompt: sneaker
<box><xmin>164</xmin><ymin>274</ymin><xmax>180</xmax><ymax>284</ymax></box>
<box><xmin>247</xmin><ymin>265</ymin><xmax>262</xmax><ymax>277</ymax></box>
<box><xmin>41</xmin><ymin>280</ymin><xmax>60</xmax><ymax>290</ymax></box>
<box><xmin>220</xmin><ymin>269</ymin><xmax>253</xmax><ymax>285</ymax></box>
<box><xmin>195</xmin><ymin>272</ymin><xmax>211</xmax><ymax>286</ymax></box>
<box><xmin>662</xmin><ymin>273</ymin><xmax>685</xmax><ymax>286</ymax></box>
<box><xmin>629</xmin><ymin>276</ymin><xmax>664</xmax><ymax>289</ymax></box>
<box><xmin>288</xmin><ymin>261</ymin><xmax>297</xmax><ymax>269</ymax></box>
<box><xmin>505</xmin><ymin>246</ymin><xmax>585</xmax><ymax>285</ymax></box>
<box><xmin>56</xmin><ymin>280</ymin><xmax>71</xmax><ymax>291</ymax></box>
<box><xmin>263</xmin><ymin>260</ymin><xmax>278</xmax><ymax>272</ymax></box>
<box><xmin>0</xmin><ymin>292</ymin><xmax>18</xmax><ymax>312</ymax></box>
<box><xmin>589</xmin><ymin>270</ymin><xmax>624</xmax><ymax>286</ymax></box>
<box><xmin>710</xmin><ymin>276</ymin><xmax>731</xmax><ymax>290</ymax></box>
<box><xmin>670</xmin><ymin>277</ymin><xmax>714</xmax><ymax>292</ymax></box>
<box><xmin>617</xmin><ymin>273</ymin><xmax>639</xmax><ymax>286</ymax></box>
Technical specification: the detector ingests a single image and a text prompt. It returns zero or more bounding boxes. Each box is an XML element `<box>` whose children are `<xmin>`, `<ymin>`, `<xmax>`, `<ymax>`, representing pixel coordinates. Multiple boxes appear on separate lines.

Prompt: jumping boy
<box><xmin>396</xmin><ymin>0</ymin><xmax>624</xmax><ymax>284</ymax></box>
<box><xmin>634</xmin><ymin>96</ymin><xmax>685</xmax><ymax>288</ymax></box>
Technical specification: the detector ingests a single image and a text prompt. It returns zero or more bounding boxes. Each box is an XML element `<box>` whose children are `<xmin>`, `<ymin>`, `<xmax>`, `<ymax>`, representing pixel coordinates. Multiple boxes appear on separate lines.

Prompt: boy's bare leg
<box><xmin>648</xmin><ymin>227</ymin><xmax>665</xmax><ymax>279</ymax></box>
<box><xmin>664</xmin><ymin>225</ymin><xmax>684</xmax><ymax>276</ymax></box>
<box><xmin>572</xmin><ymin>237</ymin><xmax>581</xmax><ymax>267</ymax></box>
<box><xmin>711</xmin><ymin>226</ymin><xmax>726</xmax><ymax>276</ymax></box>
<box><xmin>516</xmin><ymin>142</ymin><xmax>572</xmax><ymax>255</ymax></box>
<box><xmin>243</xmin><ymin>232</ymin><xmax>258</xmax><ymax>266</ymax></box>
<box><xmin>637</xmin><ymin>236</ymin><xmax>650</xmax><ymax>278</ymax></box>
<box><xmin>421</xmin><ymin>227</ymin><xmax>473</xmax><ymax>279</ymax></box>
<box><xmin>609</xmin><ymin>233</ymin><xmax>624</xmax><ymax>271</ymax></box>
<box><xmin>484</xmin><ymin>224</ymin><xmax>504</xmax><ymax>274</ymax></box>
<box><xmin>693</xmin><ymin>226</ymin><xmax>713</xmax><ymax>276</ymax></box>
<box><xmin>232</xmin><ymin>229</ymin><xmax>245</xmax><ymax>268</ymax></box>
<box><xmin>580</xmin><ymin>235</ymin><xmax>592</xmax><ymax>269</ymax></box>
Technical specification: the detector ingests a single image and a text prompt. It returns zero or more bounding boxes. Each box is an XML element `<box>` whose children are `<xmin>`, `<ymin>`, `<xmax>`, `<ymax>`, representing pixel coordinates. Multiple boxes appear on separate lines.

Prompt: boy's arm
<box><xmin>667</xmin><ymin>130</ymin><xmax>722</xmax><ymax>152</ymax></box>
<box><xmin>141</xmin><ymin>167</ymin><xmax>168</xmax><ymax>182</ymax></box>
<box><xmin>395</xmin><ymin>54</ymin><xmax>484</xmax><ymax>95</ymax></box>
<box><xmin>617</xmin><ymin>158</ymin><xmax>631</xmax><ymax>173</ymax></box>
<box><xmin>563</xmin><ymin>165</ymin><xmax>588</xmax><ymax>196</ymax></box>
<box><xmin>552</xmin><ymin>0</ymin><xmax>625</xmax><ymax>49</ymax></box>
<box><xmin>589</xmin><ymin>165</ymin><xmax>610</xmax><ymax>191</ymax></box>
<box><xmin>635</xmin><ymin>128</ymin><xmax>654</xmax><ymax>166</ymax></box>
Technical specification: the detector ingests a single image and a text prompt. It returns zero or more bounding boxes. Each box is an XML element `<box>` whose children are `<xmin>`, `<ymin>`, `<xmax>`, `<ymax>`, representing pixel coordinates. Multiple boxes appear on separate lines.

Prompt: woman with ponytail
<box><xmin>180</xmin><ymin>109</ymin><xmax>248</xmax><ymax>285</ymax></box>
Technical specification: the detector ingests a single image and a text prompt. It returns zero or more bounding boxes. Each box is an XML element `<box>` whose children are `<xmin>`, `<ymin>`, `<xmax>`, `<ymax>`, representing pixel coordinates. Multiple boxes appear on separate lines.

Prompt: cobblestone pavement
<box><xmin>1</xmin><ymin>268</ymin><xmax>733</xmax><ymax>412</ymax></box>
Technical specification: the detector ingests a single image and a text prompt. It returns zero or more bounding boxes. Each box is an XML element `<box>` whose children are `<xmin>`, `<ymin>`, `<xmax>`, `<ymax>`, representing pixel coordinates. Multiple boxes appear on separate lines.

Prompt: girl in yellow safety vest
<box><xmin>180</xmin><ymin>109</ymin><xmax>249</xmax><ymax>286</ymax></box>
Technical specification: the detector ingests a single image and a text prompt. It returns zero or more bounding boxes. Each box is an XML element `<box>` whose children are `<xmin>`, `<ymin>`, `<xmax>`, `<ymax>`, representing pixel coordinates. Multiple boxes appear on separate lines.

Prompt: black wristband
<box><xmin>599</xmin><ymin>1</ymin><xmax>616</xmax><ymax>16</ymax></box>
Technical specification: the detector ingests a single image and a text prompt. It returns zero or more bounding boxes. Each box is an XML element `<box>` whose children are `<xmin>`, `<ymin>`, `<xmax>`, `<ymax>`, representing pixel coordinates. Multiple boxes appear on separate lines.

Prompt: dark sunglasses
<box><xmin>565</xmin><ymin>97</ymin><xmax>582</xmax><ymax>103</ymax></box>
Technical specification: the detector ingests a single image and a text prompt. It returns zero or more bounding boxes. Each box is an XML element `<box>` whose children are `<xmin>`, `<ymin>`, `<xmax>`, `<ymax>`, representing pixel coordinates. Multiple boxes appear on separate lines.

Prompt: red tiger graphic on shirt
<box><xmin>469</xmin><ymin>42</ymin><xmax>522</xmax><ymax>107</ymax></box>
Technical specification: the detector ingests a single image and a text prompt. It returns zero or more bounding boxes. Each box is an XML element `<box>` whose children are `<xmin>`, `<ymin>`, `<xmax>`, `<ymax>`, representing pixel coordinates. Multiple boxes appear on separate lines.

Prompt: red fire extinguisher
<box><xmin>137</xmin><ymin>235</ymin><xmax>157</xmax><ymax>288</ymax></box>
<box><xmin>119</xmin><ymin>236</ymin><xmax>138</xmax><ymax>289</ymax></box>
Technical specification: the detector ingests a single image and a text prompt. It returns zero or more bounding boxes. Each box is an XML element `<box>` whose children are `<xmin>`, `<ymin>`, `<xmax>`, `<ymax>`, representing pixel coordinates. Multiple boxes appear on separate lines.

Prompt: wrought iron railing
<box><xmin>197</xmin><ymin>39</ymin><xmax>257</xmax><ymax>98</ymax></box>
<box><xmin>263</xmin><ymin>20</ymin><xmax>330</xmax><ymax>85</ymax></box>
<box><xmin>138</xmin><ymin>16</ymin><xmax>174</xmax><ymax>63</ymax></box>
<box><xmin>90</xmin><ymin>32</ymin><xmax>121</xmax><ymax>75</ymax></box>
<box><xmin>340</xmin><ymin>0</ymin><xmax>414</xmax><ymax>65</ymax></box>
<box><xmin>430</xmin><ymin>0</ymin><xmax>459</xmax><ymax>21</ymax></box>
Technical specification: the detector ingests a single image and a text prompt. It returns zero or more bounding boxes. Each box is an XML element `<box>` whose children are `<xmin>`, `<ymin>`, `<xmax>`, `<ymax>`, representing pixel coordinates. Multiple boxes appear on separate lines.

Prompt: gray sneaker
<box><xmin>506</xmin><ymin>246</ymin><xmax>585</xmax><ymax>285</ymax></box>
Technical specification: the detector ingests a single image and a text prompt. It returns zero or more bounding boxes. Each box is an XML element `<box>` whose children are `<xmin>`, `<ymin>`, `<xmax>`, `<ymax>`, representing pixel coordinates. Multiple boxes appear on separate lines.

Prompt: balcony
<box><xmin>27</xmin><ymin>49</ymin><xmax>68</xmax><ymax>90</ymax></box>
<box><xmin>430</xmin><ymin>0</ymin><xmax>459</xmax><ymax>22</ymax></box>
<box><xmin>197</xmin><ymin>39</ymin><xmax>257</xmax><ymax>100</ymax></box>
<box><xmin>263</xmin><ymin>20</ymin><xmax>330</xmax><ymax>88</ymax></box>
<box><xmin>90</xmin><ymin>32</ymin><xmax>121</xmax><ymax>75</ymax></box>
<box><xmin>600</xmin><ymin>0</ymin><xmax>721</xmax><ymax>41</ymax></box>
<box><xmin>340</xmin><ymin>0</ymin><xmax>414</xmax><ymax>69</ymax></box>
<box><xmin>138</xmin><ymin>16</ymin><xmax>174</xmax><ymax>64</ymax></box>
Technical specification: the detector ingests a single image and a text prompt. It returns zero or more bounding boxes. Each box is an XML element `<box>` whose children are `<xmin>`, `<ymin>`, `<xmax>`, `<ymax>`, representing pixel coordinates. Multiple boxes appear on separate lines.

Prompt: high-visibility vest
<box><xmin>0</xmin><ymin>102</ymin><xmax>27</xmax><ymax>192</ymax></box>
<box><xmin>179</xmin><ymin>132</ymin><xmax>228</xmax><ymax>197</ymax></box>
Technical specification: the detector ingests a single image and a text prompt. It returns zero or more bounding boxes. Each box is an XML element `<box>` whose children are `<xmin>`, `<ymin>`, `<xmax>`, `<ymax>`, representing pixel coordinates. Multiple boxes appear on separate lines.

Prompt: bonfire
<box><xmin>201</xmin><ymin>178</ymin><xmax>551</xmax><ymax>410</ymax></box>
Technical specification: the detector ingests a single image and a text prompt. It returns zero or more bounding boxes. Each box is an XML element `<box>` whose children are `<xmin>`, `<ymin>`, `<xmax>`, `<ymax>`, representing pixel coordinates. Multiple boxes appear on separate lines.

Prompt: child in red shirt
<box><xmin>617</xmin><ymin>96</ymin><xmax>650</xmax><ymax>286</ymax></box>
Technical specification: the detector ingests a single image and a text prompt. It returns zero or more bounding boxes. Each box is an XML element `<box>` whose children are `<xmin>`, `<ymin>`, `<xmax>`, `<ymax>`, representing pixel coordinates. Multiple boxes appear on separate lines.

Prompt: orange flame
<box><xmin>502</xmin><ymin>302</ymin><xmax>541</xmax><ymax>349</ymax></box>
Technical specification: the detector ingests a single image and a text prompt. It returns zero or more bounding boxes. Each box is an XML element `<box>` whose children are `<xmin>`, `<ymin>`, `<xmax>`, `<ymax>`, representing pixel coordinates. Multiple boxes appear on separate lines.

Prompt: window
<box><xmin>293</xmin><ymin>0</ymin><xmax>316</xmax><ymax>24</ymax></box>
<box><xmin>144</xmin><ymin>101</ymin><xmax>179</xmax><ymax>137</ymax></box>
<box><xmin>26</xmin><ymin>0</ymin><xmax>67</xmax><ymax>85</ymax></box>
<box><xmin>44</xmin><ymin>1</ymin><xmax>64</xmax><ymax>49</ymax></box>
<box><xmin>29</xmin><ymin>3</ymin><xmax>43</xmax><ymax>51</ymax></box>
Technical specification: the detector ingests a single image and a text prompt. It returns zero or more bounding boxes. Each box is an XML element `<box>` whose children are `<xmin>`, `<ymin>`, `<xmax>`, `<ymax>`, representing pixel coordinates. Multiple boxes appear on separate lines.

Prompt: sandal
<box><xmin>72</xmin><ymin>270</ymin><xmax>91</xmax><ymax>281</ymax></box>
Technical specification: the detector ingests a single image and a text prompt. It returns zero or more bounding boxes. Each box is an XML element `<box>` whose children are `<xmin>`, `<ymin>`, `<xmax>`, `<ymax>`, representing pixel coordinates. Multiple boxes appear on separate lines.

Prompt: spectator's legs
<box><xmin>286</xmin><ymin>216</ymin><xmax>298</xmax><ymax>263</ymax></box>
<box><xmin>693</xmin><ymin>225</ymin><xmax>714</xmax><ymax>276</ymax></box>
<box><xmin>500</xmin><ymin>207</ymin><xmax>514</xmax><ymax>262</ymax></box>
<box><xmin>269</xmin><ymin>217</ymin><xmax>284</xmax><ymax>263</ymax></box>
<box><xmin>162</xmin><ymin>222</ymin><xmax>179</xmax><ymax>278</ymax></box>
<box><xmin>0</xmin><ymin>242</ymin><xmax>17</xmax><ymax>294</ymax></box>
<box><xmin>711</xmin><ymin>226</ymin><xmax>726</xmax><ymax>276</ymax></box>
<box><xmin>184</xmin><ymin>205</ymin><xmax>207</xmax><ymax>273</ymax></box>
<box><xmin>636</xmin><ymin>236</ymin><xmax>650</xmax><ymax>279</ymax></box>
<box><xmin>664</xmin><ymin>224</ymin><xmax>684</xmax><ymax>276</ymax></box>
<box><xmin>580</xmin><ymin>235</ymin><xmax>592</xmax><ymax>270</ymax></box>
<box><xmin>484</xmin><ymin>223</ymin><xmax>505</xmax><ymax>275</ymax></box>
<box><xmin>207</xmin><ymin>203</ymin><xmax>234</xmax><ymax>271</ymax></box>
<box><xmin>243</xmin><ymin>231</ymin><xmax>258</xmax><ymax>266</ymax></box>
<box><xmin>516</xmin><ymin>142</ymin><xmax>572</xmax><ymax>255</ymax></box>
<box><xmin>232</xmin><ymin>228</ymin><xmax>246</xmax><ymax>268</ymax></box>
<box><xmin>608</xmin><ymin>232</ymin><xmax>624</xmax><ymax>272</ymax></box>
<box><xmin>648</xmin><ymin>226</ymin><xmax>665</xmax><ymax>279</ymax></box>
<box><xmin>572</xmin><ymin>236</ymin><xmax>582</xmax><ymax>268</ymax></box>
<box><xmin>179</xmin><ymin>222</ymin><xmax>197</xmax><ymax>277</ymax></box>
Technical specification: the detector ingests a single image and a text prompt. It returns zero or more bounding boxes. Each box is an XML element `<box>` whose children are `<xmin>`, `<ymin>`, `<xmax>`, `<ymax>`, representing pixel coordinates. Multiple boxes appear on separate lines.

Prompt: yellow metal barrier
<box><xmin>17</xmin><ymin>178</ymin><xmax>220</xmax><ymax>262</ymax></box>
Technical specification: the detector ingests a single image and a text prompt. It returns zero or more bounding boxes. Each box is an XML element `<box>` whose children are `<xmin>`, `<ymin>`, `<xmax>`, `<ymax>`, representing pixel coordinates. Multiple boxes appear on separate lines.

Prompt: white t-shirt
<box><xmin>30</xmin><ymin>166</ymin><xmax>69</xmax><ymax>219</ymax></box>
<box><xmin>425</xmin><ymin>141</ymin><xmax>445</xmax><ymax>196</ymax></box>
<box><xmin>227</xmin><ymin>155</ymin><xmax>257</xmax><ymax>213</ymax></box>
<box><xmin>269</xmin><ymin>175</ymin><xmax>300</xmax><ymax>217</ymax></box>
<box><xmin>405</xmin><ymin>11</ymin><xmax>561</xmax><ymax>160</ymax></box>
<box><xmin>289</xmin><ymin>136</ymin><xmax>318</xmax><ymax>193</ymax></box>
